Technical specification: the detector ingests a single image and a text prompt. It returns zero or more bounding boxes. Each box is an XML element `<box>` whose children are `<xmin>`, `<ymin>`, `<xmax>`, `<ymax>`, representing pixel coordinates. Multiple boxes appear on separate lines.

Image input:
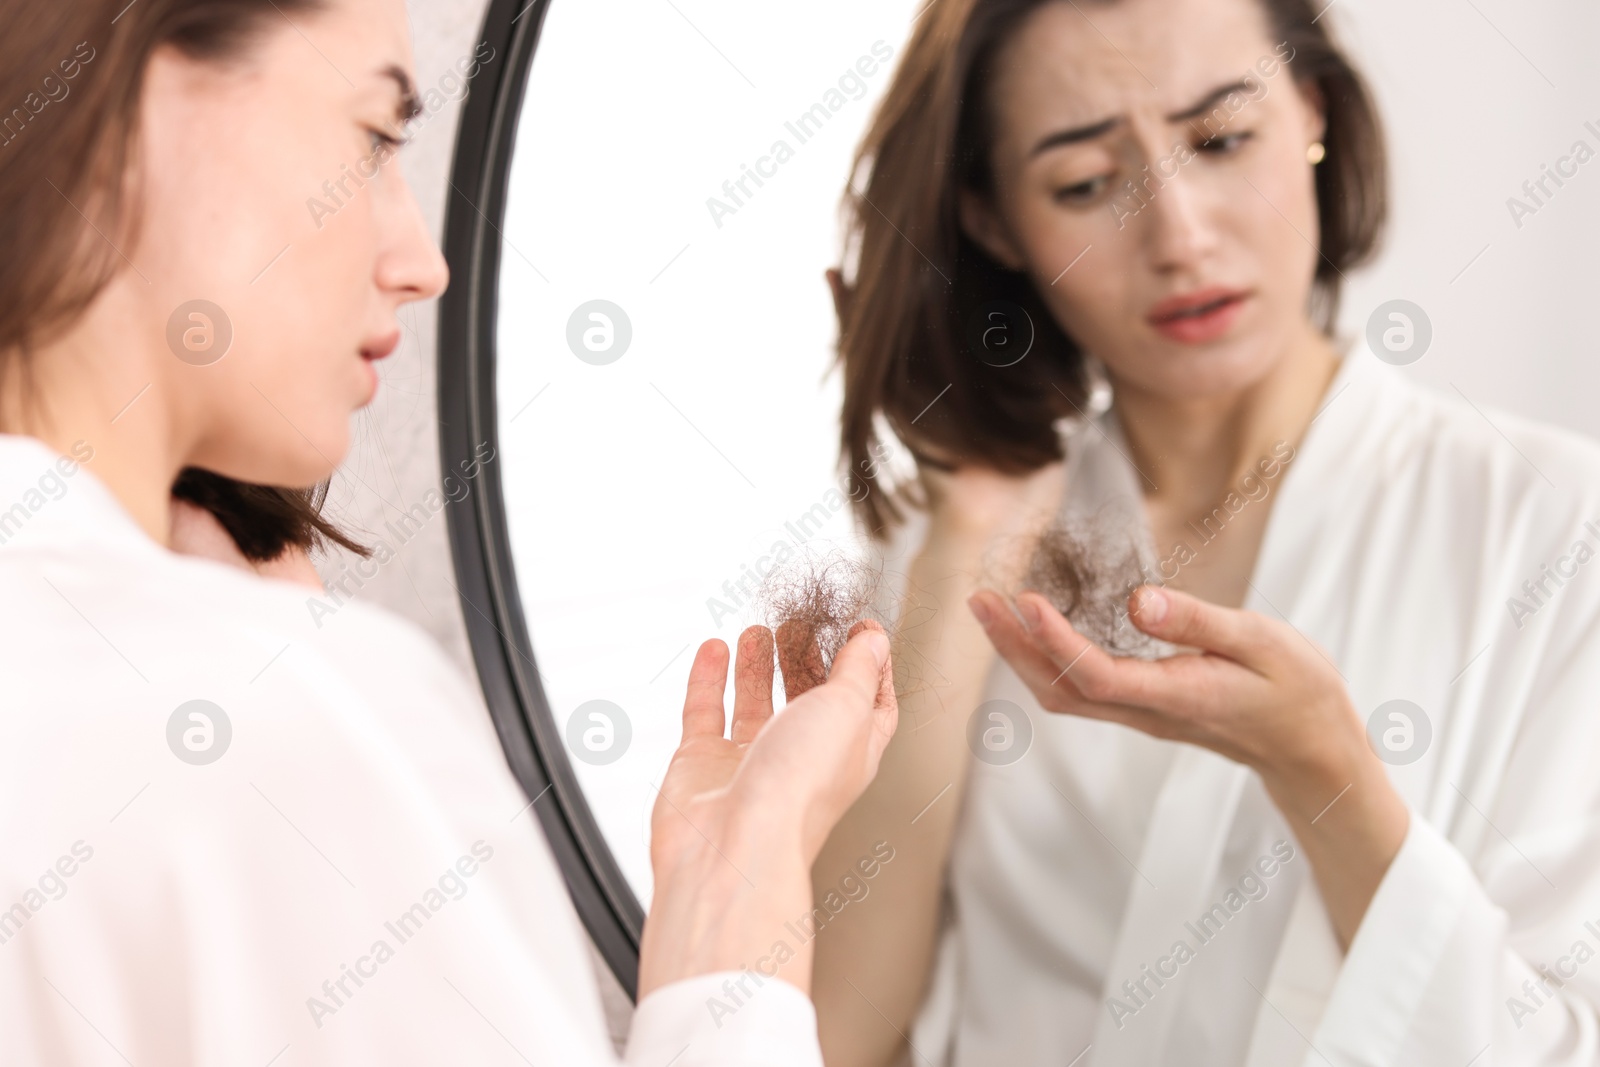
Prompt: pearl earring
<box><xmin>1307</xmin><ymin>141</ymin><xmax>1327</xmax><ymax>165</ymax></box>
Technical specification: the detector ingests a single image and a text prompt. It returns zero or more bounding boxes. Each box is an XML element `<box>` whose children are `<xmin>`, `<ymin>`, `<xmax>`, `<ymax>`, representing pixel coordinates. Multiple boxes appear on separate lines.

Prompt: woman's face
<box><xmin>129</xmin><ymin>0</ymin><xmax>447</xmax><ymax>486</ymax></box>
<box><xmin>960</xmin><ymin>0</ymin><xmax>1326</xmax><ymax>401</ymax></box>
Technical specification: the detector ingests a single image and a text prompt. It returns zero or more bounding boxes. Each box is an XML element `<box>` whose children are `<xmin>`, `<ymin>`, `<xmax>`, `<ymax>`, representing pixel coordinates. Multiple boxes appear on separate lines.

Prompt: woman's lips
<box><xmin>361</xmin><ymin>329</ymin><xmax>401</xmax><ymax>361</ymax></box>
<box><xmin>1147</xmin><ymin>288</ymin><xmax>1250</xmax><ymax>345</ymax></box>
<box><xmin>358</xmin><ymin>330</ymin><xmax>399</xmax><ymax>403</ymax></box>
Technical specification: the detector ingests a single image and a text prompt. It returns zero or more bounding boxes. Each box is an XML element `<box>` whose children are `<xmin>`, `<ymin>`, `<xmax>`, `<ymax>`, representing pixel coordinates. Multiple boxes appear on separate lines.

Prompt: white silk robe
<box><xmin>0</xmin><ymin>433</ymin><xmax>822</xmax><ymax>1067</ymax></box>
<box><xmin>911</xmin><ymin>339</ymin><xmax>1600</xmax><ymax>1066</ymax></box>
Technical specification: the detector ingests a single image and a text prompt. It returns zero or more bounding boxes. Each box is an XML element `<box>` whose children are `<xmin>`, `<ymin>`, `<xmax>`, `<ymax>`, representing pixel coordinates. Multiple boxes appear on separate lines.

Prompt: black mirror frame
<box><xmin>437</xmin><ymin>0</ymin><xmax>646</xmax><ymax>1000</ymax></box>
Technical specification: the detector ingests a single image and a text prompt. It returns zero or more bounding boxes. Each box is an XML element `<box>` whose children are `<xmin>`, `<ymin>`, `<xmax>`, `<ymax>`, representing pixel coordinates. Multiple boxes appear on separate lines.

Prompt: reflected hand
<box><xmin>967</xmin><ymin>583</ymin><xmax>1409</xmax><ymax>945</ymax></box>
<box><xmin>969</xmin><ymin>584</ymin><xmax>1365</xmax><ymax>793</ymax></box>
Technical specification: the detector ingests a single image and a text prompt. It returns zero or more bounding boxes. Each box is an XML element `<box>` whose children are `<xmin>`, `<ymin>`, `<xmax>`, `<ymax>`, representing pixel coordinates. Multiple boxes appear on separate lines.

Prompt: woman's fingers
<box><xmin>972</xmin><ymin>587</ymin><xmax>1305</xmax><ymax>766</ymax></box>
<box><xmin>776</xmin><ymin>619</ymin><xmax>829</xmax><ymax>700</ymax></box>
<box><xmin>845</xmin><ymin>619</ymin><xmax>899</xmax><ymax>754</ymax></box>
<box><xmin>680</xmin><ymin>639</ymin><xmax>730</xmax><ymax>741</ymax></box>
<box><xmin>1014</xmin><ymin>591</ymin><xmax>1203</xmax><ymax>709</ymax></box>
<box><xmin>974</xmin><ymin>590</ymin><xmax>1172</xmax><ymax>727</ymax></box>
<box><xmin>969</xmin><ymin>591</ymin><xmax>1095</xmax><ymax>700</ymax></box>
<box><xmin>730</xmin><ymin>626</ymin><xmax>776</xmax><ymax>745</ymax></box>
<box><xmin>822</xmin><ymin>625</ymin><xmax>896</xmax><ymax>766</ymax></box>
<box><xmin>1127</xmin><ymin>585</ymin><xmax>1268</xmax><ymax>668</ymax></box>
<box><xmin>825</xmin><ymin>625</ymin><xmax>892</xmax><ymax>702</ymax></box>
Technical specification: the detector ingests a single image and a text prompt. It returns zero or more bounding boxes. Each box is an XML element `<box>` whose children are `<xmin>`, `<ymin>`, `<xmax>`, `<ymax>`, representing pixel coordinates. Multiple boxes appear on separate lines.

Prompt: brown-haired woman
<box><xmin>812</xmin><ymin>1</ymin><xmax>1600</xmax><ymax>1065</ymax></box>
<box><xmin>0</xmin><ymin>0</ymin><xmax>900</xmax><ymax>1062</ymax></box>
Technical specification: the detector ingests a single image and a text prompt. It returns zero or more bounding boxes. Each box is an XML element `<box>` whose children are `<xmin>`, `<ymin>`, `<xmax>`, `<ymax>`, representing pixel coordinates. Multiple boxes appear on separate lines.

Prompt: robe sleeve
<box><xmin>1309</xmin><ymin>600</ymin><xmax>1600</xmax><ymax>1066</ymax></box>
<box><xmin>626</xmin><ymin>974</ymin><xmax>824</xmax><ymax>1067</ymax></box>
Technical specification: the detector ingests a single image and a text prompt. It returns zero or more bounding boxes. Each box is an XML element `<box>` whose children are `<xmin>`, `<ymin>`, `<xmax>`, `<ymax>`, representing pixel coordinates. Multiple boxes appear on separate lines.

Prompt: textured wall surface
<box><xmin>313</xmin><ymin>0</ymin><xmax>483</xmax><ymax>673</ymax></box>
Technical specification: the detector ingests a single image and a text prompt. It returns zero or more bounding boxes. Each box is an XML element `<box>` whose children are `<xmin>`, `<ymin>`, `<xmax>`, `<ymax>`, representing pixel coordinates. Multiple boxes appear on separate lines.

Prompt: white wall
<box><xmin>1331</xmin><ymin>0</ymin><xmax>1600</xmax><ymax>437</ymax></box>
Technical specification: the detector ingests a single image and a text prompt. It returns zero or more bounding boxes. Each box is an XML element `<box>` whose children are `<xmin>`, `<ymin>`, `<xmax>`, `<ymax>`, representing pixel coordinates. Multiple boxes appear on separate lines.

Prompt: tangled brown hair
<box><xmin>1</xmin><ymin>0</ymin><xmax>363</xmax><ymax>561</ymax></box>
<box><xmin>759</xmin><ymin>553</ymin><xmax>887</xmax><ymax>684</ymax></box>
<box><xmin>834</xmin><ymin>0</ymin><xmax>1388</xmax><ymax>541</ymax></box>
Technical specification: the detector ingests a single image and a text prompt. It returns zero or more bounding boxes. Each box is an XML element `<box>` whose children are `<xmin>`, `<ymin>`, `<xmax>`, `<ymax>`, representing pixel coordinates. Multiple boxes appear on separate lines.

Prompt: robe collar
<box><xmin>1083</xmin><ymin>338</ymin><xmax>1389</xmax><ymax>1067</ymax></box>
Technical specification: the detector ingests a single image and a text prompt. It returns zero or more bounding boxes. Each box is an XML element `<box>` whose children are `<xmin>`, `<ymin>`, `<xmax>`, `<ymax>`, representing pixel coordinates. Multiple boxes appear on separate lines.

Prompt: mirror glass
<box><xmin>494</xmin><ymin>0</ymin><xmax>925</xmax><ymax>903</ymax></box>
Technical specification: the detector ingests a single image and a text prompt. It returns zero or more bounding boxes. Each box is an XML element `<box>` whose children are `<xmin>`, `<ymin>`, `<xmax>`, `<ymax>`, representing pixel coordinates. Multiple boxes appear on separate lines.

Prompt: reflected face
<box><xmin>132</xmin><ymin>0</ymin><xmax>448</xmax><ymax>486</ymax></box>
<box><xmin>960</xmin><ymin>0</ymin><xmax>1326</xmax><ymax>400</ymax></box>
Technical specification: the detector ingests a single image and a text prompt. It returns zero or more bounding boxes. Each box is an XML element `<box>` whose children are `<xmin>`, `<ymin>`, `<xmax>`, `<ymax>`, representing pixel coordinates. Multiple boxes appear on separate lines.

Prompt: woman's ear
<box><xmin>958</xmin><ymin>188</ymin><xmax>1027</xmax><ymax>271</ymax></box>
<box><xmin>1296</xmin><ymin>78</ymin><xmax>1328</xmax><ymax>150</ymax></box>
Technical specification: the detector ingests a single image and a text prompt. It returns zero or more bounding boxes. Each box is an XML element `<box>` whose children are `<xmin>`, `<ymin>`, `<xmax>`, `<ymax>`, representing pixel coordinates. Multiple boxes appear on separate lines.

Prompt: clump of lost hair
<box><xmin>991</xmin><ymin>510</ymin><xmax>1172</xmax><ymax>659</ymax></box>
<box><xmin>757</xmin><ymin>552</ymin><xmax>887</xmax><ymax>675</ymax></box>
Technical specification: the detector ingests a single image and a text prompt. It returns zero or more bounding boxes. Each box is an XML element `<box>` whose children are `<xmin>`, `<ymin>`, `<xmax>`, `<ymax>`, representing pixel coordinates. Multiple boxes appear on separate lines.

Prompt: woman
<box><xmin>0</xmin><ymin>0</ymin><xmax>898</xmax><ymax>1063</ymax></box>
<box><xmin>814</xmin><ymin>0</ymin><xmax>1600</xmax><ymax>1065</ymax></box>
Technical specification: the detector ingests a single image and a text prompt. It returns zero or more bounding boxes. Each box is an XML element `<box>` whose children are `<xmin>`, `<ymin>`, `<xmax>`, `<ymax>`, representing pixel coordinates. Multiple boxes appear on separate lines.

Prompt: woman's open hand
<box><xmin>640</xmin><ymin>620</ymin><xmax>897</xmax><ymax>997</ymax></box>
<box><xmin>650</xmin><ymin>620</ymin><xmax>896</xmax><ymax>865</ymax></box>
<box><xmin>967</xmin><ymin>583</ymin><xmax>1410</xmax><ymax>946</ymax></box>
<box><xmin>969</xmin><ymin>584</ymin><xmax>1361</xmax><ymax>791</ymax></box>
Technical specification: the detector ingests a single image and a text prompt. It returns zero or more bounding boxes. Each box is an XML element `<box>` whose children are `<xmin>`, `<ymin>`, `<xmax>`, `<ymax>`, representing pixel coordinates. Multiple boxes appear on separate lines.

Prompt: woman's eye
<box><xmin>1196</xmin><ymin>131</ymin><xmax>1254</xmax><ymax>155</ymax></box>
<box><xmin>1053</xmin><ymin>175</ymin><xmax>1111</xmax><ymax>204</ymax></box>
<box><xmin>367</xmin><ymin>127</ymin><xmax>408</xmax><ymax>155</ymax></box>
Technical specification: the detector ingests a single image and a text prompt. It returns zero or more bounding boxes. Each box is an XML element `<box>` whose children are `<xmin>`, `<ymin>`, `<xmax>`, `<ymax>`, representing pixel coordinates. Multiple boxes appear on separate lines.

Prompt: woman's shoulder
<box><xmin>1330</xmin><ymin>351</ymin><xmax>1600</xmax><ymax>522</ymax></box>
<box><xmin>1403</xmin><ymin>375</ymin><xmax>1600</xmax><ymax>486</ymax></box>
<box><xmin>0</xmin><ymin>520</ymin><xmax>487</xmax><ymax>762</ymax></box>
<box><xmin>1368</xmin><ymin>367</ymin><xmax>1600</xmax><ymax>643</ymax></box>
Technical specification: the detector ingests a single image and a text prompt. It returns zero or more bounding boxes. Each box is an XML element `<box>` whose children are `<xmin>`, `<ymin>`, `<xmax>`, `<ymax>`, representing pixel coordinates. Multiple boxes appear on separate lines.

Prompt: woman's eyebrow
<box><xmin>1028</xmin><ymin>79</ymin><xmax>1256</xmax><ymax>157</ymax></box>
<box><xmin>1167</xmin><ymin>79</ymin><xmax>1256</xmax><ymax>122</ymax></box>
<box><xmin>1029</xmin><ymin>116</ymin><xmax>1119</xmax><ymax>156</ymax></box>
<box><xmin>380</xmin><ymin>63</ymin><xmax>424</xmax><ymax>126</ymax></box>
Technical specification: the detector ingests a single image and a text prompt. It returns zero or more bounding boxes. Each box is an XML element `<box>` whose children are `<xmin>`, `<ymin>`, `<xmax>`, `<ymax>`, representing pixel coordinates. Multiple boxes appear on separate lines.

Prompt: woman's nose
<box><xmin>1140</xmin><ymin>170</ymin><xmax>1218</xmax><ymax>272</ymax></box>
<box><xmin>379</xmin><ymin>179</ymin><xmax>451</xmax><ymax>303</ymax></box>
